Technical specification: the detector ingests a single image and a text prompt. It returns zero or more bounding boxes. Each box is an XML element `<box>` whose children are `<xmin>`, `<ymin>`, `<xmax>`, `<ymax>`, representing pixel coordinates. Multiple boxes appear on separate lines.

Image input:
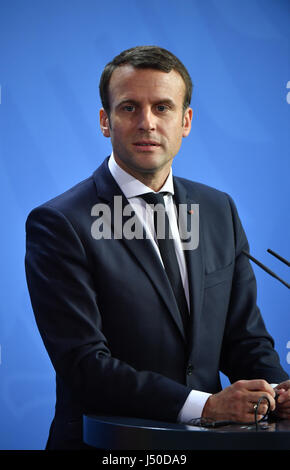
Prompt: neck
<box><xmin>133</xmin><ymin>172</ymin><xmax>170</xmax><ymax>192</ymax></box>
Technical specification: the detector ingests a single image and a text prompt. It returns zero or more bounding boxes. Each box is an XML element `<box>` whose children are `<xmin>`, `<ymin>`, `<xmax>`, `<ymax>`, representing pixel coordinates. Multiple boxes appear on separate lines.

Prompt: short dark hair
<box><xmin>99</xmin><ymin>45</ymin><xmax>193</xmax><ymax>115</ymax></box>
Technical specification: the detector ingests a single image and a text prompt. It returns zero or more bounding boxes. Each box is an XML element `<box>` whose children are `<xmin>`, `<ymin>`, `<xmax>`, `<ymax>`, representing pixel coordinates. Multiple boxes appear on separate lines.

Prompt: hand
<box><xmin>202</xmin><ymin>379</ymin><xmax>276</xmax><ymax>423</ymax></box>
<box><xmin>274</xmin><ymin>380</ymin><xmax>290</xmax><ymax>419</ymax></box>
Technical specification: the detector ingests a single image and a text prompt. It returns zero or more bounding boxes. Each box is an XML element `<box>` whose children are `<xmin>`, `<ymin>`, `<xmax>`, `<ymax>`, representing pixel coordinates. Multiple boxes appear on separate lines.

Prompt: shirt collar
<box><xmin>108</xmin><ymin>153</ymin><xmax>174</xmax><ymax>199</ymax></box>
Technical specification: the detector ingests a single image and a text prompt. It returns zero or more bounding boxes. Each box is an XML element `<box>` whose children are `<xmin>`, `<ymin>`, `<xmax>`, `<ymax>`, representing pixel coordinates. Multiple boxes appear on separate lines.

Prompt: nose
<box><xmin>138</xmin><ymin>107</ymin><xmax>156</xmax><ymax>131</ymax></box>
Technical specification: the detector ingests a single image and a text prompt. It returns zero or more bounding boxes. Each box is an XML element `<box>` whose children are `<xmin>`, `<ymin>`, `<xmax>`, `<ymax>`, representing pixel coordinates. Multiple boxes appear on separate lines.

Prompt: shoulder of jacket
<box><xmin>174</xmin><ymin>175</ymin><xmax>231</xmax><ymax>205</ymax></box>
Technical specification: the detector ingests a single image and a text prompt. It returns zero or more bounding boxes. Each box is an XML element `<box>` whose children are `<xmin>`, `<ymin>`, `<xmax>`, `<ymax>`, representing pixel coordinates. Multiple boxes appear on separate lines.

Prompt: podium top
<box><xmin>83</xmin><ymin>415</ymin><xmax>290</xmax><ymax>450</ymax></box>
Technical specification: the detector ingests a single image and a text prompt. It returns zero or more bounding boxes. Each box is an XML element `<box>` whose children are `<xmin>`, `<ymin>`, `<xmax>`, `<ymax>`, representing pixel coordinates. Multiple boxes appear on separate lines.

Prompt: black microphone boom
<box><xmin>267</xmin><ymin>248</ymin><xmax>290</xmax><ymax>267</ymax></box>
<box><xmin>242</xmin><ymin>250</ymin><xmax>290</xmax><ymax>289</ymax></box>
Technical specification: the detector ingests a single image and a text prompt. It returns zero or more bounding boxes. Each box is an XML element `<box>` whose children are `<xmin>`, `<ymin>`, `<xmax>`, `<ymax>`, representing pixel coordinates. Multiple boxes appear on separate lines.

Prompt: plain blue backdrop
<box><xmin>0</xmin><ymin>0</ymin><xmax>289</xmax><ymax>449</ymax></box>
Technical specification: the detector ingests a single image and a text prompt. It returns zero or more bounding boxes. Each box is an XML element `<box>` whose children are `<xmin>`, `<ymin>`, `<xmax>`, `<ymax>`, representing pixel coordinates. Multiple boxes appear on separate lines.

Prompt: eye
<box><xmin>156</xmin><ymin>104</ymin><xmax>169</xmax><ymax>112</ymax></box>
<box><xmin>122</xmin><ymin>105</ymin><xmax>135</xmax><ymax>112</ymax></box>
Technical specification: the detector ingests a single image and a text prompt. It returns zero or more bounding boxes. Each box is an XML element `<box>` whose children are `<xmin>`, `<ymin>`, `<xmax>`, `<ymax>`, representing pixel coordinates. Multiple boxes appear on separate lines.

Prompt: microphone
<box><xmin>242</xmin><ymin>249</ymin><xmax>289</xmax><ymax>289</ymax></box>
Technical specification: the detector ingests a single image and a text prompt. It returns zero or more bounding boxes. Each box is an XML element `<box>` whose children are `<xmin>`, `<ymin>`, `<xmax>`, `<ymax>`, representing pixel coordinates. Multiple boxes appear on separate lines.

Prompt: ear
<box><xmin>182</xmin><ymin>107</ymin><xmax>193</xmax><ymax>138</ymax></box>
<box><xmin>100</xmin><ymin>108</ymin><xmax>111</xmax><ymax>137</ymax></box>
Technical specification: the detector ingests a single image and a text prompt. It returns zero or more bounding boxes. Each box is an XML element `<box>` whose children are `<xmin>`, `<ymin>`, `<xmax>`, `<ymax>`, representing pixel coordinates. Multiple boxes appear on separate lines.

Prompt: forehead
<box><xmin>108</xmin><ymin>65</ymin><xmax>186</xmax><ymax>106</ymax></box>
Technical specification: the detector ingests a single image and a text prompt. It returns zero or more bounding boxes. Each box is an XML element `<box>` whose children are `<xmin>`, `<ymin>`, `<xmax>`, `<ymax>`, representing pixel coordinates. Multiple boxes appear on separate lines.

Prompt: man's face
<box><xmin>100</xmin><ymin>65</ymin><xmax>192</xmax><ymax>182</ymax></box>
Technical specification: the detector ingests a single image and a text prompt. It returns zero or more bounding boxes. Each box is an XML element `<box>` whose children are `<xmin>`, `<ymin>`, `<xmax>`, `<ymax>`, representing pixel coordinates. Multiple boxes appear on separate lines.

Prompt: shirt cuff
<box><xmin>177</xmin><ymin>390</ymin><xmax>211</xmax><ymax>423</ymax></box>
<box><xmin>178</xmin><ymin>384</ymin><xmax>279</xmax><ymax>423</ymax></box>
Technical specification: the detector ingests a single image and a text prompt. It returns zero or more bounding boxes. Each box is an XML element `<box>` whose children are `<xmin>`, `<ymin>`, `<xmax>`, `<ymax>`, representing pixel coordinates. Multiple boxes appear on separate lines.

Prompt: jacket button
<box><xmin>187</xmin><ymin>364</ymin><xmax>193</xmax><ymax>375</ymax></box>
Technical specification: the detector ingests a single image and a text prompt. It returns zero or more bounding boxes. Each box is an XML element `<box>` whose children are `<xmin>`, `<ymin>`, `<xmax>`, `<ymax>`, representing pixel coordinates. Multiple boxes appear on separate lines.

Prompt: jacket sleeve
<box><xmin>219</xmin><ymin>195</ymin><xmax>289</xmax><ymax>384</ymax></box>
<box><xmin>25</xmin><ymin>204</ymin><xmax>191</xmax><ymax>421</ymax></box>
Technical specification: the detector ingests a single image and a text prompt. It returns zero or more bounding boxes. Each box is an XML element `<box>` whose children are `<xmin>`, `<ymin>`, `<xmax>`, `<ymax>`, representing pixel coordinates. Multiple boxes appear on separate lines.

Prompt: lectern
<box><xmin>83</xmin><ymin>415</ymin><xmax>290</xmax><ymax>450</ymax></box>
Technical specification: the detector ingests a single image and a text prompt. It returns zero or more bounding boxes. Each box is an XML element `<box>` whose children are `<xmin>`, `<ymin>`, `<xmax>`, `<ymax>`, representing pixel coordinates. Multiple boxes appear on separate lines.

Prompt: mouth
<box><xmin>133</xmin><ymin>141</ymin><xmax>161</xmax><ymax>150</ymax></box>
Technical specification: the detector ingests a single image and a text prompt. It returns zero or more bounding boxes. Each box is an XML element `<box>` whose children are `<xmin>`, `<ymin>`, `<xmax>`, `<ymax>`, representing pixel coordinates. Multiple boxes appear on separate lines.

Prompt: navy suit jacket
<box><xmin>25</xmin><ymin>158</ymin><xmax>288</xmax><ymax>449</ymax></box>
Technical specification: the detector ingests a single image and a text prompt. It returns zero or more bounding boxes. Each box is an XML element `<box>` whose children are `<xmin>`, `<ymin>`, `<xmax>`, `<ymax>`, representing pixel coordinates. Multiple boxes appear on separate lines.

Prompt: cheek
<box><xmin>109</xmin><ymin>126</ymin><xmax>125</xmax><ymax>143</ymax></box>
<box><xmin>167</xmin><ymin>127</ymin><xmax>183</xmax><ymax>147</ymax></box>
<box><xmin>161</xmin><ymin>117</ymin><xmax>183</xmax><ymax>136</ymax></box>
<box><xmin>110</xmin><ymin>120</ymin><xmax>131</xmax><ymax>141</ymax></box>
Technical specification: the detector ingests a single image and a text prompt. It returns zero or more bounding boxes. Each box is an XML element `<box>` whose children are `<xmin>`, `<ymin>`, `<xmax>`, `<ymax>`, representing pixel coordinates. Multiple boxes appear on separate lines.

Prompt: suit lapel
<box><xmin>92</xmin><ymin>159</ymin><xmax>186</xmax><ymax>341</ymax></box>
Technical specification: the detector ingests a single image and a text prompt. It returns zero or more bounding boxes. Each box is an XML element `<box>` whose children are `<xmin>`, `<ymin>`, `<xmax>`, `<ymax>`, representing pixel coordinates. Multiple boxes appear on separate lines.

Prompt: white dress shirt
<box><xmin>108</xmin><ymin>154</ymin><xmax>211</xmax><ymax>422</ymax></box>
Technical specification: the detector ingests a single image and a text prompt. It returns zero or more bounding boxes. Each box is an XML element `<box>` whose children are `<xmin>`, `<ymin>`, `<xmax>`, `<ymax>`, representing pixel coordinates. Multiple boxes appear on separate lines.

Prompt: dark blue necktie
<box><xmin>140</xmin><ymin>192</ymin><xmax>189</xmax><ymax>335</ymax></box>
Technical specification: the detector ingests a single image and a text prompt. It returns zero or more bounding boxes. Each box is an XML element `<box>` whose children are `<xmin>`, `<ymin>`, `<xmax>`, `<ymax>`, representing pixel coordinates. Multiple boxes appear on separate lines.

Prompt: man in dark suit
<box><xmin>25</xmin><ymin>46</ymin><xmax>290</xmax><ymax>450</ymax></box>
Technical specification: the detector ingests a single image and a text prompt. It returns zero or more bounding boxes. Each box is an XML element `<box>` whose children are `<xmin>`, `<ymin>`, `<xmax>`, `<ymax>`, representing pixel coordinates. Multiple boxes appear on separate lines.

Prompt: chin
<box><xmin>134</xmin><ymin>155</ymin><xmax>170</xmax><ymax>170</ymax></box>
<box><xmin>133</xmin><ymin>161</ymin><xmax>168</xmax><ymax>174</ymax></box>
<box><xmin>115</xmin><ymin>151</ymin><xmax>171</xmax><ymax>176</ymax></box>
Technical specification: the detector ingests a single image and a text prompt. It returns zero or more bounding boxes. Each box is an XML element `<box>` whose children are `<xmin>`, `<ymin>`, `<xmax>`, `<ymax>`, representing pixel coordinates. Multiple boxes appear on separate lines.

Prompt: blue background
<box><xmin>0</xmin><ymin>0</ymin><xmax>289</xmax><ymax>450</ymax></box>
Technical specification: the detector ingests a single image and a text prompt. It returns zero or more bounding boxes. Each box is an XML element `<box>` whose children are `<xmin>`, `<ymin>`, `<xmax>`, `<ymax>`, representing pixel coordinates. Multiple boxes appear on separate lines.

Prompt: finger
<box><xmin>242</xmin><ymin>379</ymin><xmax>275</xmax><ymax>397</ymax></box>
<box><xmin>252</xmin><ymin>403</ymin><xmax>269</xmax><ymax>416</ymax></box>
<box><xmin>250</xmin><ymin>401</ymin><xmax>270</xmax><ymax>418</ymax></box>
<box><xmin>250</xmin><ymin>392</ymin><xmax>276</xmax><ymax>411</ymax></box>
<box><xmin>275</xmin><ymin>380</ymin><xmax>290</xmax><ymax>391</ymax></box>
<box><xmin>277</xmin><ymin>391</ymin><xmax>290</xmax><ymax>404</ymax></box>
